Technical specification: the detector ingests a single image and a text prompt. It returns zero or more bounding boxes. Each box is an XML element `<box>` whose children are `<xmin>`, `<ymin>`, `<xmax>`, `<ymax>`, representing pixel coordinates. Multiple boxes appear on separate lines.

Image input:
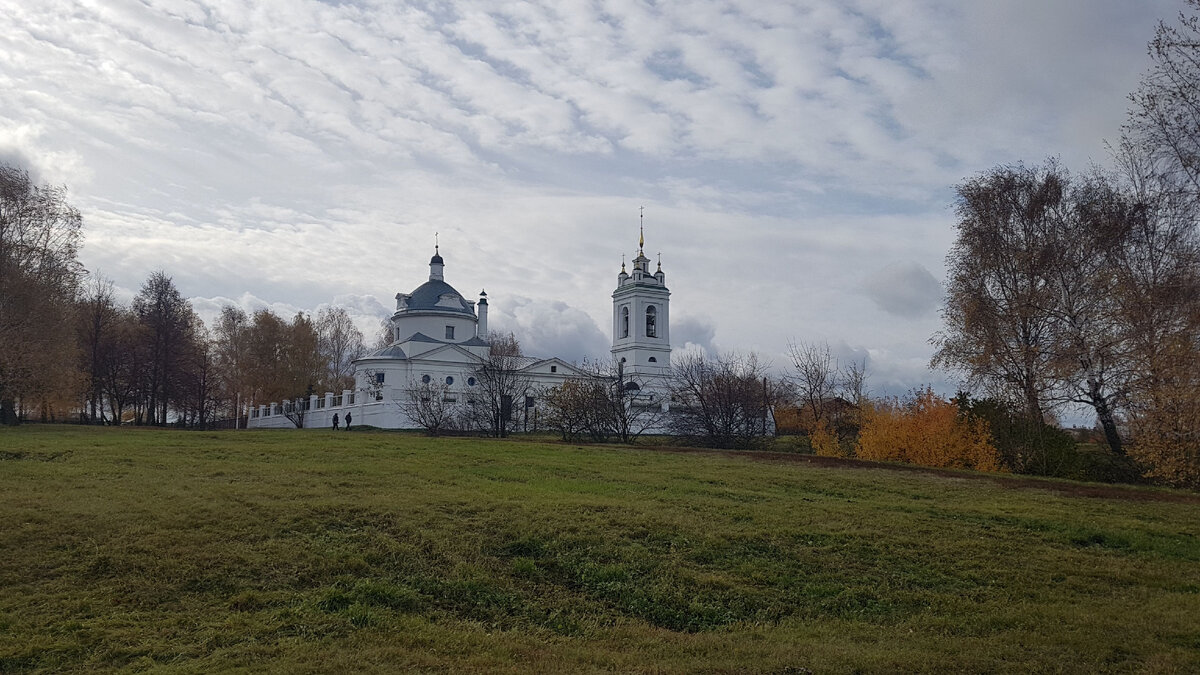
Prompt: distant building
<box><xmin>248</xmin><ymin>231</ymin><xmax>672</xmax><ymax>429</ymax></box>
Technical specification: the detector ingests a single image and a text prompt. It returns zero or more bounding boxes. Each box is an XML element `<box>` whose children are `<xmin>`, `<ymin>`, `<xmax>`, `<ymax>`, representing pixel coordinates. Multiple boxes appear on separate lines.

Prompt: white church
<box><xmin>247</xmin><ymin>231</ymin><xmax>672</xmax><ymax>429</ymax></box>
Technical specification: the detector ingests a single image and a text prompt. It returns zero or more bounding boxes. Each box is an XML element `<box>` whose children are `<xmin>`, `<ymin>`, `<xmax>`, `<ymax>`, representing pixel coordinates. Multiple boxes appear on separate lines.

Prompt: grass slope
<box><xmin>1</xmin><ymin>426</ymin><xmax>1198</xmax><ymax>673</ymax></box>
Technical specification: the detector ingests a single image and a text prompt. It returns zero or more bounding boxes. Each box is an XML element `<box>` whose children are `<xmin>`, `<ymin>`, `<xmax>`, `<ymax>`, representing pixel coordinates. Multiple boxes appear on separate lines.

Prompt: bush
<box><xmin>810</xmin><ymin>420</ymin><xmax>849</xmax><ymax>458</ymax></box>
<box><xmin>955</xmin><ymin>396</ymin><xmax>1077</xmax><ymax>477</ymax></box>
<box><xmin>856</xmin><ymin>388</ymin><xmax>1004</xmax><ymax>472</ymax></box>
<box><xmin>767</xmin><ymin>435</ymin><xmax>812</xmax><ymax>454</ymax></box>
<box><xmin>1128</xmin><ymin>385</ymin><xmax>1200</xmax><ymax>489</ymax></box>
<box><xmin>1072</xmin><ymin>444</ymin><xmax>1144</xmax><ymax>484</ymax></box>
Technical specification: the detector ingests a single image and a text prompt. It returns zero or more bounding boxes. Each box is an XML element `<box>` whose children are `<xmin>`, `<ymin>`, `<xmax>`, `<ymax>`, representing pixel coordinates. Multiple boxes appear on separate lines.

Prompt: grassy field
<box><xmin>1</xmin><ymin>426</ymin><xmax>1198</xmax><ymax>673</ymax></box>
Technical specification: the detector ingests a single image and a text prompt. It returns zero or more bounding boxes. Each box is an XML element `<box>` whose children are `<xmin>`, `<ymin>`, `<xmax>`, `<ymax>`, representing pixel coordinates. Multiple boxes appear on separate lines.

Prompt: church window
<box><xmin>375</xmin><ymin>372</ymin><xmax>385</xmax><ymax>384</ymax></box>
<box><xmin>646</xmin><ymin>305</ymin><xmax>657</xmax><ymax>338</ymax></box>
<box><xmin>467</xmin><ymin>376</ymin><xmax>476</xmax><ymax>386</ymax></box>
<box><xmin>445</xmin><ymin>325</ymin><xmax>455</xmax><ymax>340</ymax></box>
<box><xmin>648</xmin><ymin>357</ymin><xmax>657</xmax><ymax>363</ymax></box>
<box><xmin>421</xmin><ymin>374</ymin><xmax>431</xmax><ymax>384</ymax></box>
<box><xmin>550</xmin><ymin>365</ymin><xmax>557</xmax><ymax>373</ymax></box>
<box><xmin>446</xmin><ymin>376</ymin><xmax>454</xmax><ymax>385</ymax></box>
<box><xmin>621</xmin><ymin>306</ymin><xmax>630</xmax><ymax>338</ymax></box>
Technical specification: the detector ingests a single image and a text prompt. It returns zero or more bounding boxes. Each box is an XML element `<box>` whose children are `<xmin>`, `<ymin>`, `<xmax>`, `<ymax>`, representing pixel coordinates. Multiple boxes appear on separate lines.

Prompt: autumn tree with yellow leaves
<box><xmin>856</xmin><ymin>388</ymin><xmax>1004</xmax><ymax>472</ymax></box>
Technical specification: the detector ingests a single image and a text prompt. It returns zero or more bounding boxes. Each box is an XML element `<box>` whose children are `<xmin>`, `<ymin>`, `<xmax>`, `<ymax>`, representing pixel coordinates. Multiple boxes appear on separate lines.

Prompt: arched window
<box><xmin>621</xmin><ymin>306</ymin><xmax>630</xmax><ymax>338</ymax></box>
<box><xmin>648</xmin><ymin>357</ymin><xmax>657</xmax><ymax>363</ymax></box>
<box><xmin>646</xmin><ymin>305</ymin><xmax>657</xmax><ymax>338</ymax></box>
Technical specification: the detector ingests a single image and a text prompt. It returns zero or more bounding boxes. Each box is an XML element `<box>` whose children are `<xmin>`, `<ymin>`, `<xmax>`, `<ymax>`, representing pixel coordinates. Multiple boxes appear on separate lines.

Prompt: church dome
<box><xmin>401</xmin><ymin>279</ymin><xmax>474</xmax><ymax>315</ymax></box>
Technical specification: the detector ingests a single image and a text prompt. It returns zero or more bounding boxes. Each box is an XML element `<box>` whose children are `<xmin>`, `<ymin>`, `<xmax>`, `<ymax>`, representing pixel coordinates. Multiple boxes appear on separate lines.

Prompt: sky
<box><xmin>0</xmin><ymin>0</ymin><xmax>1184</xmax><ymax>410</ymax></box>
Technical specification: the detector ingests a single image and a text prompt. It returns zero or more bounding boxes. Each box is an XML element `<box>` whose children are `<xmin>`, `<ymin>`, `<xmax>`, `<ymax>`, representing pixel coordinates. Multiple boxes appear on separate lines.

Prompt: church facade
<box><xmin>247</xmin><ymin>234</ymin><xmax>671</xmax><ymax>430</ymax></box>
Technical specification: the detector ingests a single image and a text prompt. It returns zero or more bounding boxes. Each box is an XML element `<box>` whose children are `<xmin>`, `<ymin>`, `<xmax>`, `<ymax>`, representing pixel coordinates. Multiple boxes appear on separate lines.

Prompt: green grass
<box><xmin>1</xmin><ymin>426</ymin><xmax>1198</xmax><ymax>673</ymax></box>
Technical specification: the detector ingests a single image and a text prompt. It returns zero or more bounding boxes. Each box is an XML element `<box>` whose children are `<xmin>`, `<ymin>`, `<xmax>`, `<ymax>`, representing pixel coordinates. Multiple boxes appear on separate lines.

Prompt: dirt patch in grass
<box><xmin>636</xmin><ymin>444</ymin><xmax>1200</xmax><ymax>504</ymax></box>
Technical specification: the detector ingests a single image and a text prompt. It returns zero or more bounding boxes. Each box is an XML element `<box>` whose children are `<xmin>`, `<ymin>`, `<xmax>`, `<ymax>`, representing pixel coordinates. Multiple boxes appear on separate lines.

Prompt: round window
<box><xmin>421</xmin><ymin>374</ymin><xmax>431</xmax><ymax>384</ymax></box>
<box><xmin>446</xmin><ymin>376</ymin><xmax>454</xmax><ymax>385</ymax></box>
<box><xmin>467</xmin><ymin>377</ymin><xmax>476</xmax><ymax>386</ymax></box>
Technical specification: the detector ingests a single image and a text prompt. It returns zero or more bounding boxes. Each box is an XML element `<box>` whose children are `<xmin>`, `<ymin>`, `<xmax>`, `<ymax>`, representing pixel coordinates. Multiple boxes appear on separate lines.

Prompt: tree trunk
<box><xmin>1088</xmin><ymin>379</ymin><xmax>1125</xmax><ymax>456</ymax></box>
<box><xmin>1023</xmin><ymin>383</ymin><xmax>1044</xmax><ymax>426</ymax></box>
<box><xmin>0</xmin><ymin>399</ymin><xmax>18</xmax><ymax>426</ymax></box>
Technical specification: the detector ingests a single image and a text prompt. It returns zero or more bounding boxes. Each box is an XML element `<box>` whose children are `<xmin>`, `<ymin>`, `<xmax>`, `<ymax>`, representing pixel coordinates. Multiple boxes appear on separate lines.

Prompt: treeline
<box><xmin>0</xmin><ymin>164</ymin><xmax>365</xmax><ymax>426</ymax></box>
<box><xmin>773</xmin><ymin>4</ymin><xmax>1200</xmax><ymax>488</ymax></box>
<box><xmin>930</xmin><ymin>4</ymin><xmax>1200</xmax><ymax>488</ymax></box>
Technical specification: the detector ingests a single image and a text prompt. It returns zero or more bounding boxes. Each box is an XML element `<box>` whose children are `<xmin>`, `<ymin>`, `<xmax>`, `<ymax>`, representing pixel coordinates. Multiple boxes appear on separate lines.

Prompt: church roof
<box><xmin>401</xmin><ymin>279</ymin><xmax>475</xmax><ymax>315</ymax></box>
<box><xmin>361</xmin><ymin>344</ymin><xmax>408</xmax><ymax>360</ymax></box>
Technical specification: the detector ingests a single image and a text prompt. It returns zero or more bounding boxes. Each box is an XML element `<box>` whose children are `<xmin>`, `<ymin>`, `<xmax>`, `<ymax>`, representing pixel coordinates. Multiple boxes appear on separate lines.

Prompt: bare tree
<box><xmin>933</xmin><ymin>156</ymin><xmax>1200</xmax><ymax>458</ymax></box>
<box><xmin>606</xmin><ymin>358</ymin><xmax>667</xmax><ymax>443</ymax></box>
<box><xmin>541</xmin><ymin>359</ymin><xmax>665</xmax><ymax>443</ymax></box>
<box><xmin>132</xmin><ymin>271</ymin><xmax>197</xmax><ymax>425</ymax></box>
<box><xmin>97</xmin><ymin>308</ymin><xmax>142</xmax><ymax>425</ymax></box>
<box><xmin>372</xmin><ymin>318</ymin><xmax>393</xmax><ymax>351</ymax></box>
<box><xmin>787</xmin><ymin>340</ymin><xmax>840</xmax><ymax>428</ymax></box>
<box><xmin>670</xmin><ymin>351</ymin><xmax>786</xmax><ymax>449</ymax></box>
<box><xmin>0</xmin><ymin>164</ymin><xmax>84</xmax><ymax>424</ymax></box>
<box><xmin>175</xmin><ymin>317</ymin><xmax>223</xmax><ymax>428</ymax></box>
<box><xmin>841</xmin><ymin>356</ymin><xmax>869</xmax><ymax>409</ymax></box>
<box><xmin>282</xmin><ymin>396</ymin><xmax>307</xmax><ymax>429</ymax></box>
<box><xmin>1125</xmin><ymin>0</ymin><xmax>1200</xmax><ymax>204</ymax></box>
<box><xmin>317</xmin><ymin>306</ymin><xmax>364</xmax><ymax>392</ymax></box>
<box><xmin>470</xmin><ymin>332</ymin><xmax>532</xmax><ymax>437</ymax></box>
<box><xmin>932</xmin><ymin>161</ymin><xmax>1072</xmax><ymax>425</ymax></box>
<box><xmin>487</xmin><ymin>331</ymin><xmax>522</xmax><ymax>357</ymax></box>
<box><xmin>212</xmin><ymin>305</ymin><xmax>251</xmax><ymax>420</ymax></box>
<box><xmin>786</xmin><ymin>340</ymin><xmax>869</xmax><ymax>444</ymax></box>
<box><xmin>1112</xmin><ymin>109</ymin><xmax>1200</xmax><ymax>478</ymax></box>
<box><xmin>397</xmin><ymin>378</ymin><xmax>461</xmax><ymax>435</ymax></box>
<box><xmin>1040</xmin><ymin>170</ymin><xmax>1138</xmax><ymax>455</ymax></box>
<box><xmin>1112</xmin><ymin>133</ymin><xmax>1200</xmax><ymax>405</ymax></box>
<box><xmin>542</xmin><ymin>377</ymin><xmax>611</xmax><ymax>441</ymax></box>
<box><xmin>77</xmin><ymin>275</ymin><xmax>120</xmax><ymax>424</ymax></box>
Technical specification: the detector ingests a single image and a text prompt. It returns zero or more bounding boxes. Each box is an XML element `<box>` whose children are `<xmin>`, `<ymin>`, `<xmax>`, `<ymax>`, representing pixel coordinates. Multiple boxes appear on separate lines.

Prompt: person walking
<box><xmin>344</xmin><ymin>412</ymin><xmax>352</xmax><ymax>430</ymax></box>
<box><xmin>332</xmin><ymin>413</ymin><xmax>339</xmax><ymax>431</ymax></box>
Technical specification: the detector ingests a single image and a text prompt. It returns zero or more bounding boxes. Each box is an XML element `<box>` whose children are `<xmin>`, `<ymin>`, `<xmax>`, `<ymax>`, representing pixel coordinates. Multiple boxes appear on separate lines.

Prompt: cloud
<box><xmin>0</xmin><ymin>0</ymin><xmax>1178</xmax><ymax>412</ymax></box>
<box><xmin>671</xmin><ymin>315</ymin><xmax>718</xmax><ymax>356</ymax></box>
<box><xmin>489</xmin><ymin>295</ymin><xmax>609</xmax><ymax>364</ymax></box>
<box><xmin>862</xmin><ymin>262</ymin><xmax>943</xmax><ymax>319</ymax></box>
<box><xmin>0</xmin><ymin>122</ymin><xmax>91</xmax><ymax>186</ymax></box>
<box><xmin>188</xmin><ymin>292</ymin><xmax>391</xmax><ymax>347</ymax></box>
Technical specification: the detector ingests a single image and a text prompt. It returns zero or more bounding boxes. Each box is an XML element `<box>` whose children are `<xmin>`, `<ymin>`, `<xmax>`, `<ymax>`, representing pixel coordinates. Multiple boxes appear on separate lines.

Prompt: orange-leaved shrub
<box><xmin>810</xmin><ymin>419</ymin><xmax>847</xmax><ymax>457</ymax></box>
<box><xmin>856</xmin><ymin>387</ymin><xmax>1005</xmax><ymax>472</ymax></box>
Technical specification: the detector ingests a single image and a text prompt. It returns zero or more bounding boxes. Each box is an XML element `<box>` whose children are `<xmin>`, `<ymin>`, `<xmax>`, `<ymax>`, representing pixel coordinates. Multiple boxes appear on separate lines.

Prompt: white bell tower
<box><xmin>612</xmin><ymin>218</ymin><xmax>671</xmax><ymax>378</ymax></box>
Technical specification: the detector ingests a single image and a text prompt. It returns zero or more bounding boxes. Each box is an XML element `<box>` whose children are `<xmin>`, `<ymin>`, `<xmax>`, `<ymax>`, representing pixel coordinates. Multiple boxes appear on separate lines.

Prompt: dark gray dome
<box><xmin>402</xmin><ymin>279</ymin><xmax>474</xmax><ymax>315</ymax></box>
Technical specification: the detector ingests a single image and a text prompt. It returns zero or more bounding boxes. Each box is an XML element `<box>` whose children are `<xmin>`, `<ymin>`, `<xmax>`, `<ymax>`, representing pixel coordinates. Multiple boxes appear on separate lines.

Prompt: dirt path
<box><xmin>634</xmin><ymin>443</ymin><xmax>1200</xmax><ymax>505</ymax></box>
